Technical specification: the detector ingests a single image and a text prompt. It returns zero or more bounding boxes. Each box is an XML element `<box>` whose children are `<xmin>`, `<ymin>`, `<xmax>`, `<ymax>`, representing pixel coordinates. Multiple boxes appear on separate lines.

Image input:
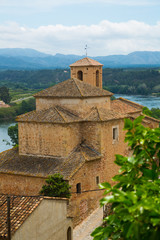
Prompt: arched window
<box><xmin>77</xmin><ymin>71</ymin><xmax>83</xmax><ymax>81</ymax></box>
<box><xmin>96</xmin><ymin>70</ymin><xmax>99</xmax><ymax>87</ymax></box>
<box><xmin>76</xmin><ymin>183</ymin><xmax>81</xmax><ymax>193</ymax></box>
<box><xmin>67</xmin><ymin>227</ymin><xmax>72</xmax><ymax>240</ymax></box>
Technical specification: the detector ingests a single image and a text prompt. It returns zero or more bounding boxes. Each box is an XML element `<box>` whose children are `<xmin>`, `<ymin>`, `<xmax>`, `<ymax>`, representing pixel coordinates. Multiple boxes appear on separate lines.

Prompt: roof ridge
<box><xmin>84</xmin><ymin>107</ymin><xmax>96</xmax><ymax>120</ymax></box>
<box><xmin>96</xmin><ymin>106</ymin><xmax>102</xmax><ymax>121</ymax></box>
<box><xmin>54</xmin><ymin>106</ymin><xmax>66</xmax><ymax>122</ymax></box>
<box><xmin>118</xmin><ymin>97</ymin><xmax>144</xmax><ymax>108</ymax></box>
<box><xmin>56</xmin><ymin>104</ymin><xmax>81</xmax><ymax>118</ymax></box>
<box><xmin>73</xmin><ymin>79</ymin><xmax>83</xmax><ymax>97</ymax></box>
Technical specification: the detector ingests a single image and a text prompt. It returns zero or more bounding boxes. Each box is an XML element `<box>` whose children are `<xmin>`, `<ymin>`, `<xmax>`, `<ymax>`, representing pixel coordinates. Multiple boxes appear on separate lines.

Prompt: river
<box><xmin>0</xmin><ymin>94</ymin><xmax>160</xmax><ymax>153</ymax></box>
<box><xmin>114</xmin><ymin>94</ymin><xmax>160</xmax><ymax>109</ymax></box>
<box><xmin>0</xmin><ymin>122</ymin><xmax>15</xmax><ymax>153</ymax></box>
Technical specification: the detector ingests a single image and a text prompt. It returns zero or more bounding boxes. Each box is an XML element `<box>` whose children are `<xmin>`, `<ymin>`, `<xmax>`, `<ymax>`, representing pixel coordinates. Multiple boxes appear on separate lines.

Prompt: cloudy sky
<box><xmin>0</xmin><ymin>0</ymin><xmax>160</xmax><ymax>56</ymax></box>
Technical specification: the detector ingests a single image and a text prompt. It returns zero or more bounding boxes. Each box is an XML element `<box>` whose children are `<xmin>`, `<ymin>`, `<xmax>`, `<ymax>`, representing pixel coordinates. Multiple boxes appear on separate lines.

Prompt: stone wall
<box><xmin>68</xmin><ymin>119</ymin><xmax>128</xmax><ymax>226</ymax></box>
<box><xmin>36</xmin><ymin>96</ymin><xmax>111</xmax><ymax>111</ymax></box>
<box><xmin>70</xmin><ymin>66</ymin><xmax>102</xmax><ymax>88</ymax></box>
<box><xmin>18</xmin><ymin>122</ymin><xmax>81</xmax><ymax>157</ymax></box>
<box><xmin>0</xmin><ymin>173</ymin><xmax>45</xmax><ymax>196</ymax></box>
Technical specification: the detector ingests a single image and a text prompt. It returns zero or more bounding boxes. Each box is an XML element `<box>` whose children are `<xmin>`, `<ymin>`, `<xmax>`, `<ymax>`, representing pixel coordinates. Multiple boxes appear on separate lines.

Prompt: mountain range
<box><xmin>0</xmin><ymin>48</ymin><xmax>160</xmax><ymax>69</ymax></box>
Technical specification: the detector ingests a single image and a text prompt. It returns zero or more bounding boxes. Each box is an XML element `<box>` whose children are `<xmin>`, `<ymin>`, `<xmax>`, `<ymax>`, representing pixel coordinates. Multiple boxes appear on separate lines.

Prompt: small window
<box><xmin>96</xmin><ymin>70</ymin><xmax>99</xmax><ymax>87</ymax></box>
<box><xmin>113</xmin><ymin>126</ymin><xmax>118</xmax><ymax>141</ymax></box>
<box><xmin>76</xmin><ymin>183</ymin><xmax>81</xmax><ymax>193</ymax></box>
<box><xmin>77</xmin><ymin>71</ymin><xmax>83</xmax><ymax>81</ymax></box>
<box><xmin>96</xmin><ymin>176</ymin><xmax>99</xmax><ymax>185</ymax></box>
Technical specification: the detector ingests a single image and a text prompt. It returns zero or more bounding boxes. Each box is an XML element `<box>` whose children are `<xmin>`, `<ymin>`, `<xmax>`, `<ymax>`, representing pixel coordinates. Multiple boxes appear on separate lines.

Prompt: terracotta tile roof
<box><xmin>17</xmin><ymin>105</ymin><xmax>82</xmax><ymax>123</ymax></box>
<box><xmin>143</xmin><ymin>114</ymin><xmax>160</xmax><ymax>123</ymax></box>
<box><xmin>84</xmin><ymin>107</ymin><xmax>127</xmax><ymax>121</ymax></box>
<box><xmin>34</xmin><ymin>78</ymin><xmax>113</xmax><ymax>98</ymax></box>
<box><xmin>0</xmin><ymin>144</ymin><xmax>101</xmax><ymax>180</ymax></box>
<box><xmin>69</xmin><ymin>57</ymin><xmax>103</xmax><ymax>67</ymax></box>
<box><xmin>129</xmin><ymin>114</ymin><xmax>160</xmax><ymax>123</ymax></box>
<box><xmin>0</xmin><ymin>195</ymin><xmax>43</xmax><ymax>238</ymax></box>
<box><xmin>17</xmin><ymin>104</ymin><xmax>125</xmax><ymax>123</ymax></box>
<box><xmin>111</xmin><ymin>98</ymin><xmax>143</xmax><ymax>114</ymax></box>
<box><xmin>0</xmin><ymin>101</ymin><xmax>10</xmax><ymax>108</ymax></box>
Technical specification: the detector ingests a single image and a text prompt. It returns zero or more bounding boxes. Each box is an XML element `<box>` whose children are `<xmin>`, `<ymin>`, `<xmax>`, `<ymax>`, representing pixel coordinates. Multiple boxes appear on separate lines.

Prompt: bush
<box><xmin>40</xmin><ymin>173</ymin><xmax>71</xmax><ymax>198</ymax></box>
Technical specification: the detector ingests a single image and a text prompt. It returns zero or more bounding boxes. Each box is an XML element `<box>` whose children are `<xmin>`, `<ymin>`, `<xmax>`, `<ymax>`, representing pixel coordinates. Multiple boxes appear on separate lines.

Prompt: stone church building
<box><xmin>0</xmin><ymin>57</ymin><xmax>159</xmax><ymax>226</ymax></box>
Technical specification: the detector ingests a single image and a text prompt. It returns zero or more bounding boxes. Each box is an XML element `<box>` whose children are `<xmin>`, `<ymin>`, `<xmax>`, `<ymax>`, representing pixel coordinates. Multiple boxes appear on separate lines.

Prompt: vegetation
<box><xmin>0</xmin><ymin>98</ymin><xmax>36</xmax><ymax>121</ymax></box>
<box><xmin>0</xmin><ymin>68</ymin><xmax>159</xmax><ymax>97</ymax></box>
<box><xmin>103</xmin><ymin>68</ymin><xmax>160</xmax><ymax>95</ymax></box>
<box><xmin>91</xmin><ymin>117</ymin><xmax>160</xmax><ymax>240</ymax></box>
<box><xmin>143</xmin><ymin>107</ymin><xmax>160</xmax><ymax>120</ymax></box>
<box><xmin>0</xmin><ymin>86</ymin><xmax>11</xmax><ymax>103</ymax></box>
<box><xmin>8</xmin><ymin>123</ymin><xmax>18</xmax><ymax>146</ymax></box>
<box><xmin>40</xmin><ymin>174</ymin><xmax>71</xmax><ymax>198</ymax></box>
<box><xmin>0</xmin><ymin>69</ymin><xmax>70</xmax><ymax>90</ymax></box>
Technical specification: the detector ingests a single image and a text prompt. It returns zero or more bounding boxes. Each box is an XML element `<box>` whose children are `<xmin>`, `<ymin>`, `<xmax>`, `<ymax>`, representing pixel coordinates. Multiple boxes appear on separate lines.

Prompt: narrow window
<box><xmin>113</xmin><ymin>127</ymin><xmax>118</xmax><ymax>141</ymax></box>
<box><xmin>76</xmin><ymin>183</ymin><xmax>81</xmax><ymax>193</ymax></box>
<box><xmin>67</xmin><ymin>227</ymin><xmax>72</xmax><ymax>240</ymax></box>
<box><xmin>96</xmin><ymin>70</ymin><xmax>99</xmax><ymax>87</ymax></box>
<box><xmin>96</xmin><ymin>176</ymin><xmax>99</xmax><ymax>185</ymax></box>
<box><xmin>77</xmin><ymin>71</ymin><xmax>83</xmax><ymax>81</ymax></box>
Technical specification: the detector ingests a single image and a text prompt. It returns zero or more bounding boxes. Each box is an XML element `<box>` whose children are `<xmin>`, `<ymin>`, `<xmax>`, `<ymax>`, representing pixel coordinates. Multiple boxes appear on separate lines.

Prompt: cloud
<box><xmin>0</xmin><ymin>20</ymin><xmax>160</xmax><ymax>56</ymax></box>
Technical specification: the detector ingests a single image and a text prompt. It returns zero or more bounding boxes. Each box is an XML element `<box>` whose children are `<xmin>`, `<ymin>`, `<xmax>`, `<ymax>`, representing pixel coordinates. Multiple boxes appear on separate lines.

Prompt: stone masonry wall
<box><xmin>0</xmin><ymin>173</ymin><xmax>45</xmax><ymax>196</ymax></box>
<box><xmin>36</xmin><ymin>96</ymin><xmax>111</xmax><ymax>111</ymax></box>
<box><xmin>18</xmin><ymin>122</ymin><xmax>81</xmax><ymax>157</ymax></box>
<box><xmin>70</xmin><ymin>66</ymin><xmax>102</xmax><ymax>88</ymax></box>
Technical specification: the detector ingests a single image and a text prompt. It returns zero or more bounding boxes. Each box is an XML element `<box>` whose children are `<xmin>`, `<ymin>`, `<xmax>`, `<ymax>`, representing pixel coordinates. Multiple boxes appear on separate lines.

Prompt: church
<box><xmin>0</xmin><ymin>57</ymin><xmax>159</xmax><ymax>226</ymax></box>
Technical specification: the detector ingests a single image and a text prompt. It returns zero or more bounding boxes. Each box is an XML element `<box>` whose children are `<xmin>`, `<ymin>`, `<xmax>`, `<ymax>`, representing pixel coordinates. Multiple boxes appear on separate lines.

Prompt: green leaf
<box><xmin>99</xmin><ymin>182</ymin><xmax>111</xmax><ymax>190</ymax></box>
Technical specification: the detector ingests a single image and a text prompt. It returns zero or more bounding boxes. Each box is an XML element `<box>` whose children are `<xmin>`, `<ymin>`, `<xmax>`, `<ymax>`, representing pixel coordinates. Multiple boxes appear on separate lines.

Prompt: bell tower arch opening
<box><xmin>77</xmin><ymin>71</ymin><xmax>83</xmax><ymax>81</ymax></box>
<box><xmin>96</xmin><ymin>70</ymin><xmax>99</xmax><ymax>87</ymax></box>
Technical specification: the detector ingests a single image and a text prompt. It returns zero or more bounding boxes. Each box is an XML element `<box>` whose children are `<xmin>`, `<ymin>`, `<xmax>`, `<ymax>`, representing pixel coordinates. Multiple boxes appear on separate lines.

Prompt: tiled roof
<box><xmin>84</xmin><ymin>107</ymin><xmax>127</xmax><ymax>121</ymax></box>
<box><xmin>0</xmin><ymin>101</ymin><xmax>10</xmax><ymax>108</ymax></box>
<box><xmin>0</xmin><ymin>144</ymin><xmax>101</xmax><ymax>180</ymax></box>
<box><xmin>0</xmin><ymin>195</ymin><xmax>43</xmax><ymax>238</ymax></box>
<box><xmin>70</xmin><ymin>57</ymin><xmax>103</xmax><ymax>67</ymax></box>
<box><xmin>17</xmin><ymin>105</ymin><xmax>125</xmax><ymax>123</ymax></box>
<box><xmin>17</xmin><ymin>105</ymin><xmax>82</xmax><ymax>123</ymax></box>
<box><xmin>111</xmin><ymin>98</ymin><xmax>143</xmax><ymax>114</ymax></box>
<box><xmin>34</xmin><ymin>78</ymin><xmax>113</xmax><ymax>98</ymax></box>
<box><xmin>129</xmin><ymin>114</ymin><xmax>160</xmax><ymax>123</ymax></box>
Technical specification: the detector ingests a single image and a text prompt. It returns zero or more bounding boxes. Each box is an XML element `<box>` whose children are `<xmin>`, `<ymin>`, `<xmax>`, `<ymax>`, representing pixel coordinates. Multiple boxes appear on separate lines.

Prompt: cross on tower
<box><xmin>85</xmin><ymin>44</ymin><xmax>88</xmax><ymax>57</ymax></box>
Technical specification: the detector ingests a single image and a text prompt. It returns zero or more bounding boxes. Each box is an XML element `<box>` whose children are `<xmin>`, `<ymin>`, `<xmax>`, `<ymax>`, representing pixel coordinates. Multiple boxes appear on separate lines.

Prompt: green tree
<box><xmin>40</xmin><ymin>173</ymin><xmax>71</xmax><ymax>198</ymax></box>
<box><xmin>0</xmin><ymin>86</ymin><xmax>11</xmax><ymax>103</ymax></box>
<box><xmin>8</xmin><ymin>123</ymin><xmax>18</xmax><ymax>146</ymax></box>
<box><xmin>91</xmin><ymin>116</ymin><xmax>160</xmax><ymax>240</ymax></box>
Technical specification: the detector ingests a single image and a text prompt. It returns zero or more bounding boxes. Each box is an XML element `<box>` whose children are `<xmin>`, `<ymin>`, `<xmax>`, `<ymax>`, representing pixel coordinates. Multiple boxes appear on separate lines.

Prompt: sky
<box><xmin>0</xmin><ymin>0</ymin><xmax>160</xmax><ymax>56</ymax></box>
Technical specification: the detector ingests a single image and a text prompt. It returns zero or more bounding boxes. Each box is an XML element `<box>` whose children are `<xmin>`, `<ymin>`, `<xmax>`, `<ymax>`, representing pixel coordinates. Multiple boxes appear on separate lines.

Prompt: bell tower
<box><xmin>70</xmin><ymin>57</ymin><xmax>103</xmax><ymax>88</ymax></box>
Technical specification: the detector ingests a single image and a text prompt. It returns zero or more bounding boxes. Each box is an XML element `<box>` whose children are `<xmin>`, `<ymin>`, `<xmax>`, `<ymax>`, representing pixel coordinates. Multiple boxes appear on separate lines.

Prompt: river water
<box><xmin>0</xmin><ymin>94</ymin><xmax>160</xmax><ymax>153</ymax></box>
<box><xmin>114</xmin><ymin>94</ymin><xmax>160</xmax><ymax>109</ymax></box>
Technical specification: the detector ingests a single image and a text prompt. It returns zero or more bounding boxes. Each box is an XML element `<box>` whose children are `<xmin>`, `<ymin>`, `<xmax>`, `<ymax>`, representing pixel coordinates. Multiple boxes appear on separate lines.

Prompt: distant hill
<box><xmin>0</xmin><ymin>48</ymin><xmax>160</xmax><ymax>69</ymax></box>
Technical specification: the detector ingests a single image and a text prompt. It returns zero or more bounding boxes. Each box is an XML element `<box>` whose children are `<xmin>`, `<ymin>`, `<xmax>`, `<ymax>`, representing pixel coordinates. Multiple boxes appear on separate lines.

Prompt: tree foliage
<box><xmin>91</xmin><ymin>116</ymin><xmax>160</xmax><ymax>240</ymax></box>
<box><xmin>0</xmin><ymin>86</ymin><xmax>11</xmax><ymax>103</ymax></box>
<box><xmin>143</xmin><ymin>107</ymin><xmax>160</xmax><ymax>121</ymax></box>
<box><xmin>103</xmin><ymin>68</ymin><xmax>160</xmax><ymax>95</ymax></box>
<box><xmin>8</xmin><ymin>123</ymin><xmax>18</xmax><ymax>146</ymax></box>
<box><xmin>0</xmin><ymin>98</ymin><xmax>36</xmax><ymax>121</ymax></box>
<box><xmin>40</xmin><ymin>173</ymin><xmax>71</xmax><ymax>198</ymax></box>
